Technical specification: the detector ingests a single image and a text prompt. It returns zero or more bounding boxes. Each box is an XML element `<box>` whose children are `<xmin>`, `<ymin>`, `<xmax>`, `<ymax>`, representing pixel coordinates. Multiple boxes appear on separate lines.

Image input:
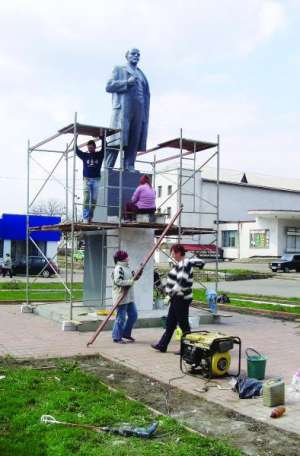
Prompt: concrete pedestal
<box><xmin>94</xmin><ymin>169</ymin><xmax>142</xmax><ymax>221</ymax></box>
<box><xmin>83</xmin><ymin>169</ymin><xmax>154</xmax><ymax>312</ymax></box>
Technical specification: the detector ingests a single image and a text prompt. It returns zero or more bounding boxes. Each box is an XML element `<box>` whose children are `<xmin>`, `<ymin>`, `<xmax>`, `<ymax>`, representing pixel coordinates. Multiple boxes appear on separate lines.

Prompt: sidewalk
<box><xmin>0</xmin><ymin>304</ymin><xmax>299</xmax><ymax>436</ymax></box>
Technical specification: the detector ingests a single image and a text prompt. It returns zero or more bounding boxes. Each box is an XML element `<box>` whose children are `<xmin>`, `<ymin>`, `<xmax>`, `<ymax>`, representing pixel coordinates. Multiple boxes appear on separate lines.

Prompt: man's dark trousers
<box><xmin>156</xmin><ymin>295</ymin><xmax>191</xmax><ymax>351</ymax></box>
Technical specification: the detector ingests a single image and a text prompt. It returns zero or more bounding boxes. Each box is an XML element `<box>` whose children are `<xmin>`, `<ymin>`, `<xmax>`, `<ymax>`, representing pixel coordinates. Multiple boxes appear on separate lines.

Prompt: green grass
<box><xmin>0</xmin><ymin>282</ymin><xmax>83</xmax><ymax>302</ymax></box>
<box><xmin>0</xmin><ymin>363</ymin><xmax>241</xmax><ymax>456</ymax></box>
<box><xmin>0</xmin><ymin>291</ymin><xmax>83</xmax><ymax>302</ymax></box>
<box><xmin>193</xmin><ymin>289</ymin><xmax>207</xmax><ymax>302</ymax></box>
<box><xmin>193</xmin><ymin>289</ymin><xmax>300</xmax><ymax>315</ymax></box>
<box><xmin>0</xmin><ymin>282</ymin><xmax>83</xmax><ymax>290</ymax></box>
<box><xmin>204</xmin><ymin>268</ymin><xmax>265</xmax><ymax>275</ymax></box>
<box><xmin>227</xmin><ymin>291</ymin><xmax>300</xmax><ymax>304</ymax></box>
<box><xmin>0</xmin><ymin>290</ymin><xmax>83</xmax><ymax>301</ymax></box>
<box><xmin>220</xmin><ymin>299</ymin><xmax>300</xmax><ymax>314</ymax></box>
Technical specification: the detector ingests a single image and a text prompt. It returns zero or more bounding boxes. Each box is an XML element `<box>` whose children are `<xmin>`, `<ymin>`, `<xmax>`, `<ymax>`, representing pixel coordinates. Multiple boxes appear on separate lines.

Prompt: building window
<box><xmin>167</xmin><ymin>185</ymin><xmax>172</xmax><ymax>195</ymax></box>
<box><xmin>222</xmin><ymin>230</ymin><xmax>238</xmax><ymax>248</ymax></box>
<box><xmin>249</xmin><ymin>230</ymin><xmax>270</xmax><ymax>249</ymax></box>
<box><xmin>157</xmin><ymin>186</ymin><xmax>162</xmax><ymax>198</ymax></box>
<box><xmin>286</xmin><ymin>227</ymin><xmax>300</xmax><ymax>252</ymax></box>
<box><xmin>167</xmin><ymin>207</ymin><xmax>172</xmax><ymax>218</ymax></box>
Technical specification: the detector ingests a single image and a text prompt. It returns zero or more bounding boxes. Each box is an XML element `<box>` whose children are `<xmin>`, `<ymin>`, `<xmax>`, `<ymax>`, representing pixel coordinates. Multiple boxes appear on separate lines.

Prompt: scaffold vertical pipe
<box><xmin>100</xmin><ymin>227</ymin><xmax>106</xmax><ymax>308</ymax></box>
<box><xmin>65</xmin><ymin>143</ymin><xmax>69</xmax><ymax>303</ymax></box>
<box><xmin>193</xmin><ymin>142</ymin><xmax>196</xmax><ymax>213</ymax></box>
<box><xmin>102</xmin><ymin>129</ymin><xmax>108</xmax><ymax>308</ymax></box>
<box><xmin>178</xmin><ymin>128</ymin><xmax>183</xmax><ymax>241</ymax></box>
<box><xmin>118</xmin><ymin>147</ymin><xmax>124</xmax><ymax>227</ymax></box>
<box><xmin>117</xmin><ymin>129</ymin><xmax>124</xmax><ymax>252</ymax></box>
<box><xmin>26</xmin><ymin>139</ymin><xmax>30</xmax><ymax>305</ymax></box>
<box><xmin>69</xmin><ymin>113</ymin><xmax>77</xmax><ymax>320</ymax></box>
<box><xmin>215</xmin><ymin>134</ymin><xmax>220</xmax><ymax>299</ymax></box>
<box><xmin>153</xmin><ymin>153</ymin><xmax>157</xmax><ymax>190</ymax></box>
<box><xmin>103</xmin><ymin>129</ymin><xmax>107</xmax><ymax>164</ymax></box>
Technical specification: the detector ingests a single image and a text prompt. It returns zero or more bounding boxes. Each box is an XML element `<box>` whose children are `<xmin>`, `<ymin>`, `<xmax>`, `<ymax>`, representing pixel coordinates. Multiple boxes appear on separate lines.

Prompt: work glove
<box><xmin>134</xmin><ymin>268</ymin><xmax>143</xmax><ymax>281</ymax></box>
<box><xmin>163</xmin><ymin>295</ymin><xmax>170</xmax><ymax>306</ymax></box>
<box><xmin>127</xmin><ymin>278</ymin><xmax>134</xmax><ymax>286</ymax></box>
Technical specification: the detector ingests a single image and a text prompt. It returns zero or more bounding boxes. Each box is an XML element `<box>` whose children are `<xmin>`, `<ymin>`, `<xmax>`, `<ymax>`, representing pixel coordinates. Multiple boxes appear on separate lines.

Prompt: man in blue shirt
<box><xmin>76</xmin><ymin>140</ymin><xmax>103</xmax><ymax>223</ymax></box>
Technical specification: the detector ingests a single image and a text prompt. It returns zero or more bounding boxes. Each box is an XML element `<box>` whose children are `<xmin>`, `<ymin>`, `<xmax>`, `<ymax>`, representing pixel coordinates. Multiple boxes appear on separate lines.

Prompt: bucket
<box><xmin>246</xmin><ymin>348</ymin><xmax>267</xmax><ymax>380</ymax></box>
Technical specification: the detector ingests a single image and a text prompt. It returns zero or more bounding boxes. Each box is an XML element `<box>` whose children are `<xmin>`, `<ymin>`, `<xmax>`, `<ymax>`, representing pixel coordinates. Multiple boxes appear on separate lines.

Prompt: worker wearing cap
<box><xmin>111</xmin><ymin>250</ymin><xmax>142</xmax><ymax>344</ymax></box>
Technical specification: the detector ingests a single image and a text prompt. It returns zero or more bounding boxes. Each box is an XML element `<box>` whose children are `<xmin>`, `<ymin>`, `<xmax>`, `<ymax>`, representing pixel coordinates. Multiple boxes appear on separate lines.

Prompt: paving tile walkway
<box><xmin>0</xmin><ymin>304</ymin><xmax>300</xmax><ymax>436</ymax></box>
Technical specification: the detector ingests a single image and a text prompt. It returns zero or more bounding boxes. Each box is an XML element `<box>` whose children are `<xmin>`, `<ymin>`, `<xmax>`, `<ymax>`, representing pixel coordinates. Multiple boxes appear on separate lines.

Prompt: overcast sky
<box><xmin>0</xmin><ymin>0</ymin><xmax>299</xmax><ymax>214</ymax></box>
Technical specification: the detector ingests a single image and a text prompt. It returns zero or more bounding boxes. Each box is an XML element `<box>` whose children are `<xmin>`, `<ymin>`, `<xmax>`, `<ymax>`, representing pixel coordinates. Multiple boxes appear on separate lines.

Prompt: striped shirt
<box><xmin>165</xmin><ymin>258</ymin><xmax>202</xmax><ymax>302</ymax></box>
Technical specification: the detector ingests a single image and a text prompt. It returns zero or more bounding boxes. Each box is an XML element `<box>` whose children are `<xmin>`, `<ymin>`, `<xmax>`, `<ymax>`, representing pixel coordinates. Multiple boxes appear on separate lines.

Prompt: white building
<box><xmin>155</xmin><ymin>167</ymin><xmax>300</xmax><ymax>260</ymax></box>
<box><xmin>221</xmin><ymin>211</ymin><xmax>300</xmax><ymax>259</ymax></box>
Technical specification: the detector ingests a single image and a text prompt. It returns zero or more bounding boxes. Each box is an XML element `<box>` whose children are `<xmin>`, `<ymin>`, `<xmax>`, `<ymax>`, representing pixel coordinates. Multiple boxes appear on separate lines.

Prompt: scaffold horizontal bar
<box><xmin>31</xmin><ymin>132</ymin><xmax>62</xmax><ymax>151</ymax></box>
<box><xmin>34</xmin><ymin>149</ymin><xmax>66</xmax><ymax>153</ymax></box>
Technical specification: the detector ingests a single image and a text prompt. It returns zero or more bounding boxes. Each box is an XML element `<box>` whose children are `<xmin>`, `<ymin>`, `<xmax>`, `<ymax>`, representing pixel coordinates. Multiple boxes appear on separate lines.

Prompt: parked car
<box><xmin>269</xmin><ymin>254</ymin><xmax>300</xmax><ymax>273</ymax></box>
<box><xmin>12</xmin><ymin>256</ymin><xmax>59</xmax><ymax>278</ymax></box>
<box><xmin>168</xmin><ymin>255</ymin><xmax>205</xmax><ymax>269</ymax></box>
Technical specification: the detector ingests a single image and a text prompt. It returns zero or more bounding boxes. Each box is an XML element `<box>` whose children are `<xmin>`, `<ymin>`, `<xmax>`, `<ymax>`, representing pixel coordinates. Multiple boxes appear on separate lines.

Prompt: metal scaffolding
<box><xmin>26</xmin><ymin>114</ymin><xmax>121</xmax><ymax>318</ymax></box>
<box><xmin>26</xmin><ymin>115</ymin><xmax>220</xmax><ymax>318</ymax></box>
<box><xmin>145</xmin><ymin>132</ymin><xmax>220</xmax><ymax>295</ymax></box>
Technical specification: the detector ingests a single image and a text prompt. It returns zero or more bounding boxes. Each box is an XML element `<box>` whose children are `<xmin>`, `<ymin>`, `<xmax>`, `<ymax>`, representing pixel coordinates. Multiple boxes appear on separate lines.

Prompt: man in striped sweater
<box><xmin>151</xmin><ymin>244</ymin><xmax>202</xmax><ymax>353</ymax></box>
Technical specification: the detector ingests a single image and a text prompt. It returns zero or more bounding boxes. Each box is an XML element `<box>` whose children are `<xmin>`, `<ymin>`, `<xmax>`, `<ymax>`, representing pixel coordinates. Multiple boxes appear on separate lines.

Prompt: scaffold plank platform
<box><xmin>29</xmin><ymin>221</ymin><xmax>216</xmax><ymax>236</ymax></box>
<box><xmin>148</xmin><ymin>137</ymin><xmax>217</xmax><ymax>152</ymax></box>
<box><xmin>58</xmin><ymin>123</ymin><xmax>120</xmax><ymax>138</ymax></box>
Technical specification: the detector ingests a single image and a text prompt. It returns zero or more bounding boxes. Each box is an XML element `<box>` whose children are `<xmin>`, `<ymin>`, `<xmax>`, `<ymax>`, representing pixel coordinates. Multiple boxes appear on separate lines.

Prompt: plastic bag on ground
<box><xmin>232</xmin><ymin>374</ymin><xmax>263</xmax><ymax>399</ymax></box>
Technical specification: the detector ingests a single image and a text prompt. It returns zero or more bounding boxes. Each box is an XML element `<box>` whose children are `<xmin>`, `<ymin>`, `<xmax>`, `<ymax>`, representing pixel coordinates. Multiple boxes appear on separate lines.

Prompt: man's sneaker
<box><xmin>113</xmin><ymin>339</ymin><xmax>127</xmax><ymax>344</ymax></box>
<box><xmin>123</xmin><ymin>336</ymin><xmax>135</xmax><ymax>342</ymax></box>
<box><xmin>151</xmin><ymin>344</ymin><xmax>166</xmax><ymax>353</ymax></box>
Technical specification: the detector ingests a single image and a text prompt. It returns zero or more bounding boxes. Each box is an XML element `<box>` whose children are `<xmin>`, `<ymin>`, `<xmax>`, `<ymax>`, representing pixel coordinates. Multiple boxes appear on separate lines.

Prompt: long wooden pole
<box><xmin>86</xmin><ymin>205</ymin><xmax>183</xmax><ymax>347</ymax></box>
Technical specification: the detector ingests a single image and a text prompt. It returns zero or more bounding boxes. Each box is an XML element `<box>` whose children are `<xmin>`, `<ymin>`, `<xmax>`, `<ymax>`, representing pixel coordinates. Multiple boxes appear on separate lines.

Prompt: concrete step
<box><xmin>33</xmin><ymin>303</ymin><xmax>226</xmax><ymax>332</ymax></box>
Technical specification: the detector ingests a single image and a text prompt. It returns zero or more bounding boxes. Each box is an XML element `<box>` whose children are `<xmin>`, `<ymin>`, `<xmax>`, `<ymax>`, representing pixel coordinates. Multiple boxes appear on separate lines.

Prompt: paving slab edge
<box><xmin>195</xmin><ymin>302</ymin><xmax>300</xmax><ymax>321</ymax></box>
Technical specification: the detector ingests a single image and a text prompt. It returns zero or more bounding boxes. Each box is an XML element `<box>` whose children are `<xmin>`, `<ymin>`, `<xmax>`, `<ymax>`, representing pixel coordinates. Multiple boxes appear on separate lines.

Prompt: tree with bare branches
<box><xmin>31</xmin><ymin>199</ymin><xmax>65</xmax><ymax>217</ymax></box>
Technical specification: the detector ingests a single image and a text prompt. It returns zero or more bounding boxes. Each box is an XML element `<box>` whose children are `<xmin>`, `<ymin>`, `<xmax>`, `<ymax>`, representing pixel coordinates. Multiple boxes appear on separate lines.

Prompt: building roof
<box><xmin>202</xmin><ymin>178</ymin><xmax>300</xmax><ymax>194</ymax></box>
<box><xmin>0</xmin><ymin>214</ymin><xmax>61</xmax><ymax>241</ymax></box>
<box><xmin>248</xmin><ymin>210</ymin><xmax>300</xmax><ymax>219</ymax></box>
<box><xmin>201</xmin><ymin>167</ymin><xmax>300</xmax><ymax>192</ymax></box>
<box><xmin>155</xmin><ymin>166</ymin><xmax>300</xmax><ymax>194</ymax></box>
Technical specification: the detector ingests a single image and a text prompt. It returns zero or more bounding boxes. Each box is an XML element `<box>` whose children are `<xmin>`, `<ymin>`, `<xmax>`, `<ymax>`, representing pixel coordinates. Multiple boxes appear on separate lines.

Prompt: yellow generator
<box><xmin>180</xmin><ymin>331</ymin><xmax>241</xmax><ymax>379</ymax></box>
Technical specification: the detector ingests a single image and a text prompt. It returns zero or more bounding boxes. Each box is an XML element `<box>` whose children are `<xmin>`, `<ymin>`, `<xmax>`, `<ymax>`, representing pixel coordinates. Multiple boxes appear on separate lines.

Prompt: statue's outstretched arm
<box><xmin>106</xmin><ymin>67</ymin><xmax>128</xmax><ymax>94</ymax></box>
